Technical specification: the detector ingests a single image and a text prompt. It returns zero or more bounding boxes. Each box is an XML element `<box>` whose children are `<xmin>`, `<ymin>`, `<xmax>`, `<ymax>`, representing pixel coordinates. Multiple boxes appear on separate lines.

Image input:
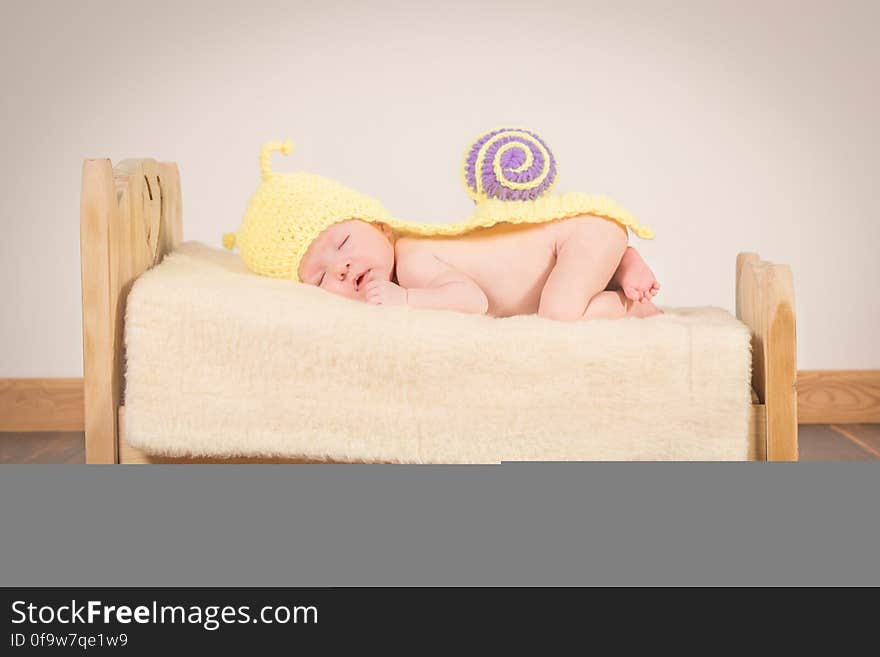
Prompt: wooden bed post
<box><xmin>736</xmin><ymin>252</ymin><xmax>798</xmax><ymax>461</ymax></box>
<box><xmin>80</xmin><ymin>157</ymin><xmax>182</xmax><ymax>463</ymax></box>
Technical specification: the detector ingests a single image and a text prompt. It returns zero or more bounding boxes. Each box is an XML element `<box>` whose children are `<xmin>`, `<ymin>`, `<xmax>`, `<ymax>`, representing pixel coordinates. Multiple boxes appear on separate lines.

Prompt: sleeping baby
<box><xmin>297</xmin><ymin>217</ymin><xmax>661</xmax><ymax>320</ymax></box>
<box><xmin>225</xmin><ymin>130</ymin><xmax>662</xmax><ymax>321</ymax></box>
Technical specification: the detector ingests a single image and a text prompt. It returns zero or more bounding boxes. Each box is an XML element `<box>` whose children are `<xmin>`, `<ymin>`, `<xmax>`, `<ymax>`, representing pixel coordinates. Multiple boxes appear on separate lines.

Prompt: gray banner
<box><xmin>1</xmin><ymin>464</ymin><xmax>877</xmax><ymax>586</ymax></box>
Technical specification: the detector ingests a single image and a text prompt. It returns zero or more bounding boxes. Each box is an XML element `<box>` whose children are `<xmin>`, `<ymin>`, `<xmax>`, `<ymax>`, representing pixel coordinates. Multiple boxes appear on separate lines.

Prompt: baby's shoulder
<box><xmin>394</xmin><ymin>237</ymin><xmax>425</xmax><ymax>266</ymax></box>
<box><xmin>395</xmin><ymin>238</ymin><xmax>457</xmax><ymax>288</ymax></box>
<box><xmin>395</xmin><ymin>236</ymin><xmax>449</xmax><ymax>262</ymax></box>
<box><xmin>394</xmin><ymin>236</ymin><xmax>418</xmax><ymax>253</ymax></box>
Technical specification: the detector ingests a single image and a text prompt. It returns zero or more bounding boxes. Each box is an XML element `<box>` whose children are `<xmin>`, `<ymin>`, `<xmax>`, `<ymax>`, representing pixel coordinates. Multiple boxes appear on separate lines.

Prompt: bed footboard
<box><xmin>80</xmin><ymin>158</ymin><xmax>181</xmax><ymax>463</ymax></box>
<box><xmin>736</xmin><ymin>253</ymin><xmax>798</xmax><ymax>461</ymax></box>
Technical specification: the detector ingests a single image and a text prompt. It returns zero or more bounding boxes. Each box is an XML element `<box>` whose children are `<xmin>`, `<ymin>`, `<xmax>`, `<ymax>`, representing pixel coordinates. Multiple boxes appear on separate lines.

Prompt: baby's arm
<box><xmin>396</xmin><ymin>250</ymin><xmax>489</xmax><ymax>315</ymax></box>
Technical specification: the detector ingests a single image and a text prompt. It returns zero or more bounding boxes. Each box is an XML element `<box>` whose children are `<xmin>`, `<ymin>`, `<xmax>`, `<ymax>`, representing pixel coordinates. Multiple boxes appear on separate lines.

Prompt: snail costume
<box><xmin>223</xmin><ymin>128</ymin><xmax>654</xmax><ymax>282</ymax></box>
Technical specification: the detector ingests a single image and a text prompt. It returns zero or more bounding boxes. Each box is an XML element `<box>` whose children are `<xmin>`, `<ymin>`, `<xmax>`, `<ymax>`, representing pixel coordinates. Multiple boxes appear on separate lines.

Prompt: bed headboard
<box><xmin>80</xmin><ymin>158</ymin><xmax>182</xmax><ymax>463</ymax></box>
<box><xmin>736</xmin><ymin>252</ymin><xmax>798</xmax><ymax>461</ymax></box>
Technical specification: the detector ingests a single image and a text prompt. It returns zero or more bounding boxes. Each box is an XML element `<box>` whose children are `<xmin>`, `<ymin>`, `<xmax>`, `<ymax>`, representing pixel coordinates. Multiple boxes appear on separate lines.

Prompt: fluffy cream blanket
<box><xmin>123</xmin><ymin>242</ymin><xmax>753</xmax><ymax>462</ymax></box>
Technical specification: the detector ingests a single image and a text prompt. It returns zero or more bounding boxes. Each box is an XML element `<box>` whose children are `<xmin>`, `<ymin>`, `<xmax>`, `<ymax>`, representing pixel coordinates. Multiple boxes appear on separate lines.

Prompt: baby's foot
<box><xmin>614</xmin><ymin>246</ymin><xmax>660</xmax><ymax>304</ymax></box>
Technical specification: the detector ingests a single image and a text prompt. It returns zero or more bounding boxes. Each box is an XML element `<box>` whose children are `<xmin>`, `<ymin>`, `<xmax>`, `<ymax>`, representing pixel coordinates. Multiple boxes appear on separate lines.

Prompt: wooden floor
<box><xmin>1</xmin><ymin>426</ymin><xmax>879</xmax><ymax>462</ymax></box>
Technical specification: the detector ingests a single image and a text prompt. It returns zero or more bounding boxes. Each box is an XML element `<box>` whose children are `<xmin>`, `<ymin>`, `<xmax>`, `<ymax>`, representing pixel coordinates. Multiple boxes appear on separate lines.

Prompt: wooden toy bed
<box><xmin>80</xmin><ymin>156</ymin><xmax>798</xmax><ymax>463</ymax></box>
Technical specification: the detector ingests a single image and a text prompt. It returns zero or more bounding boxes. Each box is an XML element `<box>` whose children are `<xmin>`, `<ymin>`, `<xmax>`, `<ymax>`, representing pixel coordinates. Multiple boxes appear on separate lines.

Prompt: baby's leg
<box><xmin>609</xmin><ymin>246</ymin><xmax>660</xmax><ymax>303</ymax></box>
<box><xmin>538</xmin><ymin>216</ymin><xmax>628</xmax><ymax>322</ymax></box>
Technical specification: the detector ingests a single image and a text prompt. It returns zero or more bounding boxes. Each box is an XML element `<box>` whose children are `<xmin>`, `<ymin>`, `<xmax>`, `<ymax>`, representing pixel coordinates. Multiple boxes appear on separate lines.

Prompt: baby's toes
<box><xmin>624</xmin><ymin>286</ymin><xmax>642</xmax><ymax>302</ymax></box>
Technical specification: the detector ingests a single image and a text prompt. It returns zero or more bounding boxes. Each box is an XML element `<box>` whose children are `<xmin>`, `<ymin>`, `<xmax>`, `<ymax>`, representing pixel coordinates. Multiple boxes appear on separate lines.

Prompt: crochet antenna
<box><xmin>259</xmin><ymin>140</ymin><xmax>294</xmax><ymax>180</ymax></box>
<box><xmin>223</xmin><ymin>140</ymin><xmax>295</xmax><ymax>250</ymax></box>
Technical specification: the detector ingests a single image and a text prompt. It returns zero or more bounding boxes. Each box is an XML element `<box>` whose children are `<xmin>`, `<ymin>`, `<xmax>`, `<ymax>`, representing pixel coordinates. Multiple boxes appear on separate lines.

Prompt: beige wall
<box><xmin>1</xmin><ymin>0</ymin><xmax>878</xmax><ymax>376</ymax></box>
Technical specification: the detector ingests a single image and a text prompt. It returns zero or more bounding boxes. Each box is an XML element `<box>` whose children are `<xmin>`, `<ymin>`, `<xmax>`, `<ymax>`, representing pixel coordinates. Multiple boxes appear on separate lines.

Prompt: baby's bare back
<box><xmin>396</xmin><ymin>217</ymin><xmax>580</xmax><ymax>317</ymax></box>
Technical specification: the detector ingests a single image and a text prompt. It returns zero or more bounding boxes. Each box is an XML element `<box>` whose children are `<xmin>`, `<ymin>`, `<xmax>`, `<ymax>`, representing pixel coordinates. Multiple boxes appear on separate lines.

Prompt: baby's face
<box><xmin>298</xmin><ymin>219</ymin><xmax>395</xmax><ymax>301</ymax></box>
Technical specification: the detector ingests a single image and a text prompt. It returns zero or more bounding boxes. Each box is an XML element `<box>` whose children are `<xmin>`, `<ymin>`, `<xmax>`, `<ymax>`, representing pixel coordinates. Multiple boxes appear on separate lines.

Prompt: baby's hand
<box><xmin>364</xmin><ymin>280</ymin><xmax>408</xmax><ymax>306</ymax></box>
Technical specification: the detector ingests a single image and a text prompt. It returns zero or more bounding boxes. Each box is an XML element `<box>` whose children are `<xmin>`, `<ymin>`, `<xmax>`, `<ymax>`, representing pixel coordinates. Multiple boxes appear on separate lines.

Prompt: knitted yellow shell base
<box><xmin>223</xmin><ymin>141</ymin><xmax>654</xmax><ymax>282</ymax></box>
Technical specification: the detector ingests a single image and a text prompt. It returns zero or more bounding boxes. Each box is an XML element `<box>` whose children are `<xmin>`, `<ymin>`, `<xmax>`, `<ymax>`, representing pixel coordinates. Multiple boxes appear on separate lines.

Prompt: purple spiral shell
<box><xmin>463</xmin><ymin>128</ymin><xmax>557</xmax><ymax>202</ymax></box>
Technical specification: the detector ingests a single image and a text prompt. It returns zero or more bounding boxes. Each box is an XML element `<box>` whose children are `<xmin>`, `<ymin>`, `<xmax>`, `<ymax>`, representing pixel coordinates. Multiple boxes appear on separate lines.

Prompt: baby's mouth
<box><xmin>355</xmin><ymin>270</ymin><xmax>368</xmax><ymax>290</ymax></box>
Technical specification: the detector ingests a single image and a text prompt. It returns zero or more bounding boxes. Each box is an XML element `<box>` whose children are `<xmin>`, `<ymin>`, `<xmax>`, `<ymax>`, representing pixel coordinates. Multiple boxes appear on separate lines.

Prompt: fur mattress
<box><xmin>122</xmin><ymin>241</ymin><xmax>754</xmax><ymax>462</ymax></box>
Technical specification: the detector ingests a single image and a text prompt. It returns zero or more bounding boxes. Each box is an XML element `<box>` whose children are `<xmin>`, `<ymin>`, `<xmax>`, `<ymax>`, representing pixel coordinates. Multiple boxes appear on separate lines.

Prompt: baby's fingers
<box><xmin>364</xmin><ymin>281</ymin><xmax>380</xmax><ymax>303</ymax></box>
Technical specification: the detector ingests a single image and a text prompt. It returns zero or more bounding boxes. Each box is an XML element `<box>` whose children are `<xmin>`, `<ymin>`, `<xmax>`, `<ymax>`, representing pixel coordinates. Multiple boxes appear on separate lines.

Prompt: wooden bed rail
<box><xmin>736</xmin><ymin>253</ymin><xmax>798</xmax><ymax>461</ymax></box>
<box><xmin>80</xmin><ymin>158</ymin><xmax>181</xmax><ymax>463</ymax></box>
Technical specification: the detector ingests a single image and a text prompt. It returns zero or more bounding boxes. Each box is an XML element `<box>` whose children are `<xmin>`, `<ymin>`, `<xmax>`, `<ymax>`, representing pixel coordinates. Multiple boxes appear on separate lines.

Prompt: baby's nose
<box><xmin>336</xmin><ymin>261</ymin><xmax>351</xmax><ymax>280</ymax></box>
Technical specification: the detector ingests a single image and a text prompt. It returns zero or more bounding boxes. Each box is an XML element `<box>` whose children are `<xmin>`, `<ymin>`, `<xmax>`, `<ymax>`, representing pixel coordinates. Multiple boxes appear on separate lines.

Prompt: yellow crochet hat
<box><xmin>224</xmin><ymin>133</ymin><xmax>654</xmax><ymax>282</ymax></box>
